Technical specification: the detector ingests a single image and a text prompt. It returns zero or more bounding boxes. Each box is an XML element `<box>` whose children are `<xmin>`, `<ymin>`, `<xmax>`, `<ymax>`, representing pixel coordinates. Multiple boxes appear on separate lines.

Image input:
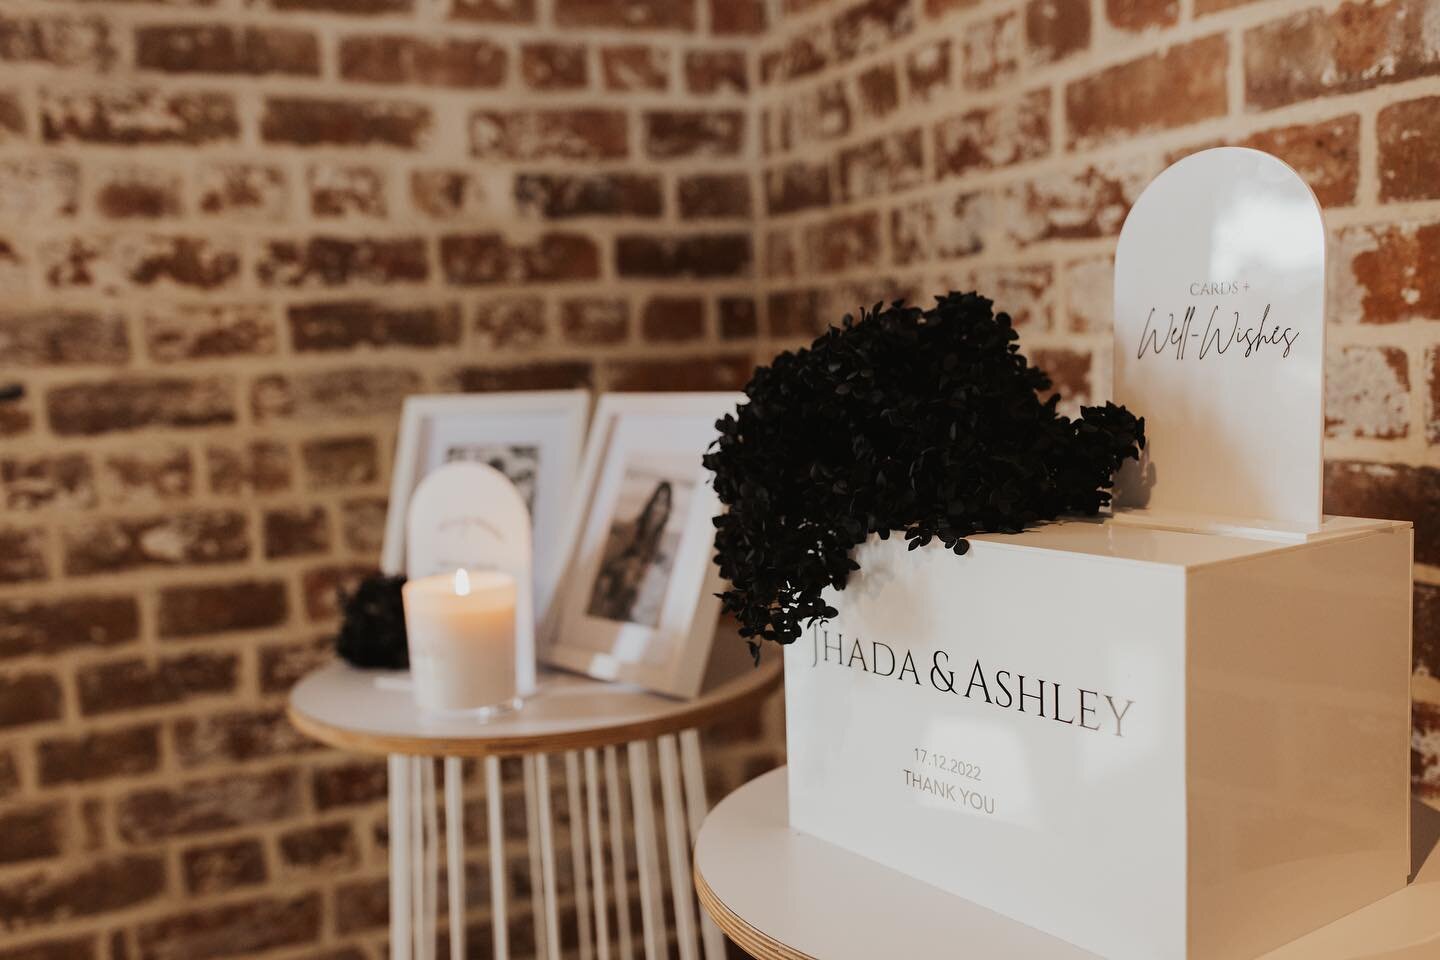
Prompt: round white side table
<box><xmin>289</xmin><ymin>657</ymin><xmax>781</xmax><ymax>960</ymax></box>
<box><xmin>694</xmin><ymin>768</ymin><xmax>1440</xmax><ymax>960</ymax></box>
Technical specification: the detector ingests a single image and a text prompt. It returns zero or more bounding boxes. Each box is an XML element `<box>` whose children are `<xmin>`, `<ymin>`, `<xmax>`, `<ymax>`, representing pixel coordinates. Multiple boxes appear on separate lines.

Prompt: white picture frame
<box><xmin>544</xmin><ymin>392</ymin><xmax>741</xmax><ymax>698</ymax></box>
<box><xmin>381</xmin><ymin>390</ymin><xmax>589</xmax><ymax>630</ymax></box>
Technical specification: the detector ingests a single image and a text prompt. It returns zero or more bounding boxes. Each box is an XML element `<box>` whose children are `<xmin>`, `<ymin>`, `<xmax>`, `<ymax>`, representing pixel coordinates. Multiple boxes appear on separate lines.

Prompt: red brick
<box><xmin>135</xmin><ymin>894</ymin><xmax>322</xmax><ymax>960</ymax></box>
<box><xmin>269</xmin><ymin>0</ymin><xmax>413</xmax><ymax>12</ymax></box>
<box><xmin>945</xmin><ymin>263</ymin><xmax>1054</xmax><ymax>328</ymax></box>
<box><xmin>289</xmin><ymin>300</ymin><xmax>459</xmax><ymax>352</ymax></box>
<box><xmin>719</xmin><ymin>297</ymin><xmax>759</xmax><ymax>339</ymax></box>
<box><xmin>1026</xmin><ymin>0</ymin><xmax>1089</xmax><ymax>64</ymax></box>
<box><xmin>98</xmin><ymin>447</ymin><xmax>193</xmax><ymax>505</ymax></box>
<box><xmin>1378</xmin><ymin>96</ymin><xmax>1440</xmax><ymax>203</ymax></box>
<box><xmin>642</xmin><ymin>298</ymin><xmax>705</xmax><ymax>342</ymax></box>
<box><xmin>0</xmin><ymin>595</ymin><xmax>139</xmax><ymax>660</ymax></box>
<box><xmin>514</xmin><ymin>173</ymin><xmax>663</xmax><ymax>219</ymax></box>
<box><xmin>474</xmin><ymin>298</ymin><xmax>547</xmax><ymax>351</ymax></box>
<box><xmin>615</xmin><ymin>234</ymin><xmax>751</xmax><ymax>278</ymax></box>
<box><xmin>1195</xmin><ymin>0</ymin><xmax>1257</xmax><ymax>12</ymax></box>
<box><xmin>767</xmin><ymin>232</ymin><xmax>800</xmax><ymax>283</ymax></box>
<box><xmin>0</xmin><ymin>856</ymin><xmax>164</xmax><ymax>931</ymax></box>
<box><xmin>712</xmin><ymin>0</ymin><xmax>766</xmax><ymax>34</ymax></box>
<box><xmin>258</xmin><ymin>236</ymin><xmax>428</xmax><ymax>288</ymax></box>
<box><xmin>686</xmin><ymin>50</ymin><xmax>747</xmax><ymax>95</ymax></box>
<box><xmin>119</xmin><ymin>769</ymin><xmax>300</xmax><ymax>842</ymax></box>
<box><xmin>157</xmin><ymin>580</ymin><xmax>288</xmax><ymax>639</ymax></box>
<box><xmin>0</xmin><ymin>93</ymin><xmax>23</xmax><ymax>142</ymax></box>
<box><xmin>1244</xmin><ymin>0</ymin><xmax>1440</xmax><ymax>111</ymax></box>
<box><xmin>855</xmin><ymin>63</ymin><xmax>900</xmax><ymax>120</ymax></box>
<box><xmin>1416</xmin><ymin>582</ymin><xmax>1440</xmax><ymax>679</ymax></box>
<box><xmin>644</xmin><ymin>110</ymin><xmax>743</xmax><ymax>159</ymax></box>
<box><xmin>839</xmin><ymin>128</ymin><xmax>925</xmax><ymax>202</ymax></box>
<box><xmin>340</xmin><ymin>497</ymin><xmax>387</xmax><ymax>555</ymax></box>
<box><xmin>0</xmin><ymin>14</ymin><xmax>116</xmax><ymax>70</ymax></box>
<box><xmin>174</xmin><ymin>708</ymin><xmax>318</xmax><ymax>767</ymax></box>
<box><xmin>907</xmin><ymin>39</ymin><xmax>952</xmax><ymax>103</ymax></box>
<box><xmin>0</xmin><ymin>673</ymin><xmax>62</xmax><ymax>729</ymax></box>
<box><xmin>339</xmin><ymin>35</ymin><xmax>506</xmax><ymax>88</ymax></box>
<box><xmin>935</xmin><ymin>88</ymin><xmax>1049</xmax><ymax>180</ymax></box>
<box><xmin>0</xmin><ymin>393</ymin><xmax>32</xmax><ymax>439</ymax></box>
<box><xmin>42</xmin><ymin>235</ymin><xmax>242</xmax><ymax>293</ymax></box>
<box><xmin>334</xmin><ymin>879</ymin><xmax>389</xmax><ymax>934</ymax></box>
<box><xmin>441</xmin><ymin>233</ymin><xmax>600</xmax><ymax>285</ymax></box>
<box><xmin>264</xmin><ymin>506</ymin><xmax>332</xmax><ymax>558</ymax></box>
<box><xmin>259</xmin><ymin>635</ymin><xmax>333</xmax><ymax>695</ymax></box>
<box><xmin>999</xmin><ymin>160</ymin><xmax>1152</xmax><ymax>246</ymax></box>
<box><xmin>0</xmin><ymin>804</ymin><xmax>63</xmax><ymax>866</ymax></box>
<box><xmin>207</xmin><ymin>441</ymin><xmax>292</xmax><ymax>496</ymax></box>
<box><xmin>602</xmin><ymin>45</ymin><xmax>669</xmax><ymax>91</ymax></box>
<box><xmin>960</xmin><ymin>11</ymin><xmax>1020</xmax><ymax>90</ymax></box>
<box><xmin>279</xmin><ymin>823</ymin><xmax>359</xmax><ymax>874</ymax></box>
<box><xmin>38</xmin><ymin>725</ymin><xmax>161</xmax><ymax>785</ymax></box>
<box><xmin>65</xmin><ymin>510</ymin><xmax>249</xmax><ymax>576</ymax></box>
<box><xmin>555</xmin><ymin>0</ymin><xmax>695</xmax><ymax>30</ymax></box>
<box><xmin>95</xmin><ymin>166</ymin><xmax>183</xmax><ymax>219</ymax></box>
<box><xmin>1325</xmin><ymin>345</ymin><xmax>1408</xmax><ymax>440</ymax></box>
<box><xmin>445</xmin><ymin>362</ymin><xmax>593</xmax><ymax>393</ymax></box>
<box><xmin>1106</xmin><ymin>0</ymin><xmax>1177</xmax><ymax>30</ymax></box>
<box><xmin>301</xmin><ymin>564</ymin><xmax>378</xmax><ymax>622</ymax></box>
<box><xmin>1416</xmin><ymin>701</ymin><xmax>1440</xmax><ymax>798</ymax></box>
<box><xmin>1331</xmin><ymin>221</ymin><xmax>1440</xmax><ymax>324</ymax></box>
<box><xmin>605</xmin><ymin>355</ymin><xmax>752</xmax><ymax>391</ymax></box>
<box><xmin>451</xmin><ymin>0</ymin><xmax>536</xmax><ymax>21</ymax></box>
<box><xmin>0</xmin><ymin>751</ymin><xmax>18</xmax><ymax>799</ymax></box>
<box><xmin>409</xmin><ymin>169</ymin><xmax>488</xmax><ymax>220</ymax></box>
<box><xmin>1238</xmin><ymin>115</ymin><xmax>1360</xmax><ymax>208</ymax></box>
<box><xmin>47</xmin><ymin>376</ymin><xmax>236</xmax><ymax>436</ymax></box>
<box><xmin>0</xmin><ymin>526</ymin><xmax>47</xmax><ymax>587</ymax></box>
<box><xmin>559</xmin><ymin>298</ymin><xmax>630</xmax><ymax>348</ymax></box>
<box><xmin>312</xmin><ymin>760</ymin><xmax>387</xmax><ymax>811</ymax></box>
<box><xmin>1031</xmin><ymin>347</ymin><xmax>1092</xmax><ymax>406</ymax></box>
<box><xmin>1428</xmin><ymin>348</ymin><xmax>1440</xmax><ymax>444</ymax></box>
<box><xmin>890</xmin><ymin>191</ymin><xmax>987</xmax><ymax>265</ymax></box>
<box><xmin>760</xmin><ymin>34</ymin><xmax>829</xmax><ymax>85</ymax></box>
<box><xmin>253</xmin><ymin>368</ymin><xmax>421</xmax><ymax>422</ymax></box>
<box><xmin>78</xmin><ymin>653</ymin><xmax>237</xmax><ymax>716</ymax></box>
<box><xmin>0</xmin><ymin>310</ymin><xmax>128</xmax><ymax>367</ymax></box>
<box><xmin>764</xmin><ymin>161</ymin><xmax>831</xmax><ymax>216</ymax></box>
<box><xmin>182</xmin><ymin>839</ymin><xmax>267</xmax><ymax>896</ymax></box>
<box><xmin>262</xmin><ymin>97</ymin><xmax>431</xmax><ymax>149</ymax></box>
<box><xmin>833</xmin><ymin>0</ymin><xmax>913</xmax><ymax>61</ymax></box>
<box><xmin>198</xmin><ymin>163</ymin><xmax>288</xmax><ymax>220</ymax></box>
<box><xmin>136</xmin><ymin>25</ymin><xmax>318</xmax><ymax>76</ymax></box>
<box><xmin>1</xmin><ymin>453</ymin><xmax>94</xmax><ymax>511</ymax></box>
<box><xmin>1066</xmin><ymin>34</ymin><xmax>1227</xmax><ymax>150</ymax></box>
<box><xmin>1063</xmin><ymin>255</ymin><xmax>1113</xmax><ymax>333</ymax></box>
<box><xmin>678</xmin><ymin>173</ymin><xmax>751</xmax><ymax>218</ymax></box>
<box><xmin>0</xmin><ymin>158</ymin><xmax>79</xmax><ymax>220</ymax></box>
<box><xmin>522</xmin><ymin>43</ymin><xmax>587</xmax><ymax>90</ymax></box>
<box><xmin>470</xmin><ymin>109</ymin><xmax>627</xmax><ymax>161</ymax></box>
<box><xmin>308</xmin><ymin>163</ymin><xmax>387</xmax><ymax>219</ymax></box>
<box><xmin>805</xmin><ymin>212</ymin><xmax>881</xmax><ymax>274</ymax></box>
<box><xmin>144</xmin><ymin>304</ymin><xmax>276</xmax><ymax>362</ymax></box>
<box><xmin>1324</xmin><ymin>461</ymin><xmax>1440</xmax><ymax>565</ymax></box>
<box><xmin>783</xmin><ymin>80</ymin><xmax>852</xmax><ymax>146</ymax></box>
<box><xmin>41</xmin><ymin>89</ymin><xmax>237</xmax><ymax>145</ymax></box>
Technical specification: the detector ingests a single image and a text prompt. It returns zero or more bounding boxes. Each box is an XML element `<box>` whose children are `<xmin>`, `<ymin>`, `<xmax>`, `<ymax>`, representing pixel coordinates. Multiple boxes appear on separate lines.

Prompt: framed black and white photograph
<box><xmin>545</xmin><ymin>393</ymin><xmax>740</xmax><ymax>698</ymax></box>
<box><xmin>381</xmin><ymin>390</ymin><xmax>589</xmax><ymax>624</ymax></box>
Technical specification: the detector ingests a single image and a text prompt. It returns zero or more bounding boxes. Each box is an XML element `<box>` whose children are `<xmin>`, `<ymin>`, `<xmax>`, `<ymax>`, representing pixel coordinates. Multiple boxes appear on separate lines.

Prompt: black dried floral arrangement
<box><xmin>335</xmin><ymin>573</ymin><xmax>410</xmax><ymax>669</ymax></box>
<box><xmin>703</xmin><ymin>293</ymin><xmax>1146</xmax><ymax>658</ymax></box>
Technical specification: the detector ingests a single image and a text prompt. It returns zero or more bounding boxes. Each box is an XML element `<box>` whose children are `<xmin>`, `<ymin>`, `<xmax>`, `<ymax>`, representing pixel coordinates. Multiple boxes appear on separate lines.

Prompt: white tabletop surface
<box><xmin>695</xmin><ymin>768</ymin><xmax>1440</xmax><ymax>960</ymax></box>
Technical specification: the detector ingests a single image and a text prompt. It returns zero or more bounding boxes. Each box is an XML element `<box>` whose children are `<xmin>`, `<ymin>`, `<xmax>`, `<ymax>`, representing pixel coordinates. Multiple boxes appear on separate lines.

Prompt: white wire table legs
<box><xmin>386</xmin><ymin>731</ymin><xmax>720</xmax><ymax>960</ymax></box>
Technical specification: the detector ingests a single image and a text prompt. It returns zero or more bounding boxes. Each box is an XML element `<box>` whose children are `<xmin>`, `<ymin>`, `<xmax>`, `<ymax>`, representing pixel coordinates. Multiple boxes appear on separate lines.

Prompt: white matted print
<box><xmin>546</xmin><ymin>393</ymin><xmax>740</xmax><ymax>698</ymax></box>
<box><xmin>381</xmin><ymin>390</ymin><xmax>589</xmax><ymax>627</ymax></box>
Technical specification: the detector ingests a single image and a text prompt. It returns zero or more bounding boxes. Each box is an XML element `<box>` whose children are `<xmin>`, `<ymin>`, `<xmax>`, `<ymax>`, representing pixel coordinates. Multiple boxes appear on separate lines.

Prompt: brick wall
<box><xmin>4</xmin><ymin>0</ymin><xmax>1440</xmax><ymax>957</ymax></box>
<box><xmin>0</xmin><ymin>1</ymin><xmax>780</xmax><ymax>958</ymax></box>
<box><xmin>755</xmin><ymin>0</ymin><xmax>1440</xmax><ymax>808</ymax></box>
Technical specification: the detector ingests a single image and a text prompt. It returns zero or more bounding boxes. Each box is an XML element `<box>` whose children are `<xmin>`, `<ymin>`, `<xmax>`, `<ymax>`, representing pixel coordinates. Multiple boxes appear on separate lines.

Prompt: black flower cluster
<box><xmin>335</xmin><ymin>573</ymin><xmax>409</xmax><ymax>669</ymax></box>
<box><xmin>703</xmin><ymin>293</ymin><xmax>1146</xmax><ymax>659</ymax></box>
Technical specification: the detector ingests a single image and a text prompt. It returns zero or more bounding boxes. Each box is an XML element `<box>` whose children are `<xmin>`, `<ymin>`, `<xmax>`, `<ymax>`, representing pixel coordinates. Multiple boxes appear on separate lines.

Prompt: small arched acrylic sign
<box><xmin>407</xmin><ymin>461</ymin><xmax>537</xmax><ymax>694</ymax></box>
<box><xmin>1112</xmin><ymin>147</ymin><xmax>1325</xmax><ymax>533</ymax></box>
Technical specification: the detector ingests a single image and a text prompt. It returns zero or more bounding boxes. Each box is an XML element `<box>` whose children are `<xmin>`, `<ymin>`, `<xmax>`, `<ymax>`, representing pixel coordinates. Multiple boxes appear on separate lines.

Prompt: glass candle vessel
<box><xmin>402</xmin><ymin>568</ymin><xmax>519</xmax><ymax>716</ymax></box>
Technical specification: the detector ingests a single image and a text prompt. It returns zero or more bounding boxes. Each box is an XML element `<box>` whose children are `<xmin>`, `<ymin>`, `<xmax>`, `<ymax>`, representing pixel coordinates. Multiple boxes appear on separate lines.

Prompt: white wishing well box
<box><xmin>784</xmin><ymin>148</ymin><xmax>1414</xmax><ymax>960</ymax></box>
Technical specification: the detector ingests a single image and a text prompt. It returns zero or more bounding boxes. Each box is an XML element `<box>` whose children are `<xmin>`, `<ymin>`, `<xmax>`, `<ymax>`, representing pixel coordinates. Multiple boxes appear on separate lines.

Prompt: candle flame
<box><xmin>454</xmin><ymin>568</ymin><xmax>471</xmax><ymax>596</ymax></box>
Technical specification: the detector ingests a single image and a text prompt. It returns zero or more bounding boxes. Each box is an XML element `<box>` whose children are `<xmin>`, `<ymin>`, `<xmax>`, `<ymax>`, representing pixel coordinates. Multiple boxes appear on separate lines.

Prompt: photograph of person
<box><xmin>585</xmin><ymin>458</ymin><xmax>695</xmax><ymax>628</ymax></box>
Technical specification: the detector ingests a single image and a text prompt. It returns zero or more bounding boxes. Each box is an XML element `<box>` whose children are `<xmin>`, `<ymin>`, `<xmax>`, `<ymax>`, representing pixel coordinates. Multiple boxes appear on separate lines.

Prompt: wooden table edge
<box><xmin>287</xmin><ymin>657</ymin><xmax>783</xmax><ymax>758</ymax></box>
<box><xmin>695</xmin><ymin>861</ymin><xmax>815</xmax><ymax>960</ymax></box>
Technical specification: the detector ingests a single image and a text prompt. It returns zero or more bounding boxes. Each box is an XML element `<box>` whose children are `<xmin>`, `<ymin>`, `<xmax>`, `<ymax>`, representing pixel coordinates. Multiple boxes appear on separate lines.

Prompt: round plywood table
<box><xmin>290</xmin><ymin>657</ymin><xmax>781</xmax><ymax>960</ymax></box>
<box><xmin>695</xmin><ymin>768</ymin><xmax>1440</xmax><ymax>960</ymax></box>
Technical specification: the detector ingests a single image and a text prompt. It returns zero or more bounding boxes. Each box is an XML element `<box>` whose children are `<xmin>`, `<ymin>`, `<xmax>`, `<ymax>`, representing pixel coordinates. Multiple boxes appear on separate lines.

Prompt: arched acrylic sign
<box><xmin>407</xmin><ymin>461</ymin><xmax>537</xmax><ymax>693</ymax></box>
<box><xmin>1113</xmin><ymin>147</ymin><xmax>1325</xmax><ymax>531</ymax></box>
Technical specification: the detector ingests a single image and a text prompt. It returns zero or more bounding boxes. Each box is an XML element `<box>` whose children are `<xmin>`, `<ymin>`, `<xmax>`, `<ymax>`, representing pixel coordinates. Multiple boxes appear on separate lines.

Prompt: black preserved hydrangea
<box><xmin>702</xmin><ymin>293</ymin><xmax>1146</xmax><ymax>659</ymax></box>
<box><xmin>335</xmin><ymin>573</ymin><xmax>409</xmax><ymax>669</ymax></box>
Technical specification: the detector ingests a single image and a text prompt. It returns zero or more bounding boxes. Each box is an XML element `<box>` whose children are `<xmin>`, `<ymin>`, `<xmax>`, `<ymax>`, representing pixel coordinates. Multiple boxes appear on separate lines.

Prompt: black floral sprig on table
<box><xmin>335</xmin><ymin>573</ymin><xmax>409</xmax><ymax>669</ymax></box>
<box><xmin>702</xmin><ymin>292</ymin><xmax>1146</xmax><ymax>660</ymax></box>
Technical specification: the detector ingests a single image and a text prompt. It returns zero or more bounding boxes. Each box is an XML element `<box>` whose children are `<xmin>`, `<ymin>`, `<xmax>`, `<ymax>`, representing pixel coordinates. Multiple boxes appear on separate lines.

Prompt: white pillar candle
<box><xmin>403</xmin><ymin>568</ymin><xmax>519</xmax><ymax>715</ymax></box>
